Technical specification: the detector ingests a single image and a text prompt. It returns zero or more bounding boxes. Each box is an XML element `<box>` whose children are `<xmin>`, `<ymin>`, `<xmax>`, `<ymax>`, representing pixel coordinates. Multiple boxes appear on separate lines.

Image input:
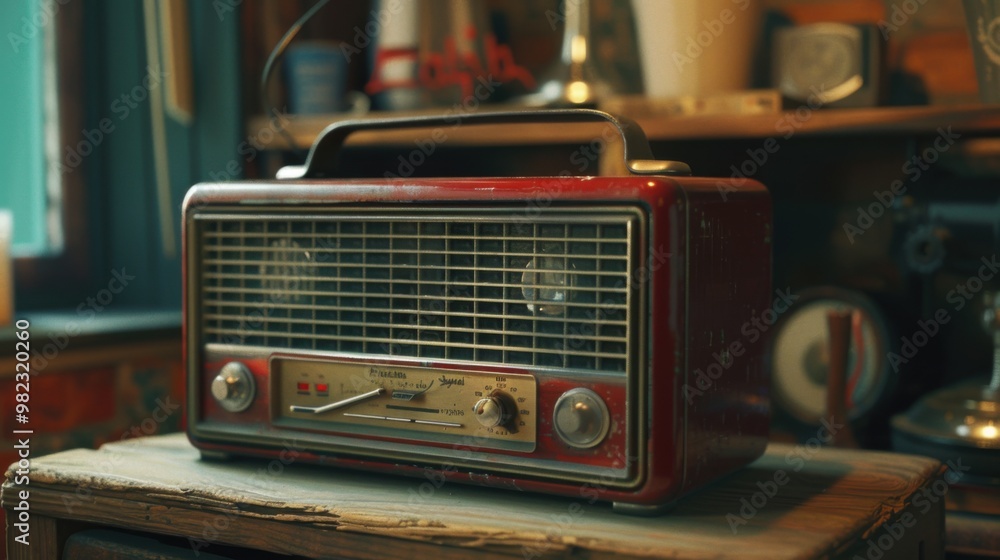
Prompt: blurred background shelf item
<box><xmin>244</xmin><ymin>103</ymin><xmax>1000</xmax><ymax>151</ymax></box>
<box><xmin>601</xmin><ymin>90</ymin><xmax>783</xmax><ymax>118</ymax></box>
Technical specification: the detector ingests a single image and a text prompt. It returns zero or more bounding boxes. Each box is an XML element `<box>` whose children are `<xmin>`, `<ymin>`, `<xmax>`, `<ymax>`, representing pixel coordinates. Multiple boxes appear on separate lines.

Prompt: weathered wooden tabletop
<box><xmin>3</xmin><ymin>433</ymin><xmax>945</xmax><ymax>559</ymax></box>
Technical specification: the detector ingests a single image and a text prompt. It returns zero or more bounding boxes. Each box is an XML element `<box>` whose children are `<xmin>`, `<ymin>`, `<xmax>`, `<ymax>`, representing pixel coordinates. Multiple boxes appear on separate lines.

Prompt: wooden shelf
<box><xmin>247</xmin><ymin>104</ymin><xmax>1000</xmax><ymax>151</ymax></box>
<box><xmin>640</xmin><ymin>103</ymin><xmax>1000</xmax><ymax>140</ymax></box>
<box><xmin>3</xmin><ymin>434</ymin><xmax>946</xmax><ymax>559</ymax></box>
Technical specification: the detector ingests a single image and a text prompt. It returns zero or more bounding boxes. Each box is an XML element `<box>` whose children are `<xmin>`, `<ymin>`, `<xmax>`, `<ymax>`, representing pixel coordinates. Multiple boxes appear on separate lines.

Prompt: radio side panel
<box><xmin>677</xmin><ymin>177</ymin><xmax>772</xmax><ymax>495</ymax></box>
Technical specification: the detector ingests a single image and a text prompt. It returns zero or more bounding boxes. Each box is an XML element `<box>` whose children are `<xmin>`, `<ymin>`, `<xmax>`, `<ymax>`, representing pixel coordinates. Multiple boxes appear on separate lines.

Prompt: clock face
<box><xmin>786</xmin><ymin>35</ymin><xmax>855</xmax><ymax>90</ymax></box>
<box><xmin>769</xmin><ymin>290</ymin><xmax>894</xmax><ymax>425</ymax></box>
<box><xmin>775</xmin><ymin>24</ymin><xmax>866</xmax><ymax>104</ymax></box>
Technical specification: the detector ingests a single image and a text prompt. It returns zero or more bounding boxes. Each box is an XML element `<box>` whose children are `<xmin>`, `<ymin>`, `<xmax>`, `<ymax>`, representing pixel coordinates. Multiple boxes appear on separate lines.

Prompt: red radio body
<box><xmin>183</xmin><ymin>111</ymin><xmax>771</xmax><ymax>513</ymax></box>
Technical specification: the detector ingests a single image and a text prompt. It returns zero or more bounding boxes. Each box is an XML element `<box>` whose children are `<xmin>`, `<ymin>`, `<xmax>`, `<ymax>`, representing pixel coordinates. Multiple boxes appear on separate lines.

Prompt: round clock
<box><xmin>769</xmin><ymin>287</ymin><xmax>896</xmax><ymax>425</ymax></box>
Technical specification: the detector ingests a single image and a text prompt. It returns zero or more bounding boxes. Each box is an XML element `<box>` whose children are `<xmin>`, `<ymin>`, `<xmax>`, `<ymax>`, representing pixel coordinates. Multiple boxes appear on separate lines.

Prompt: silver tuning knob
<box><xmin>553</xmin><ymin>388</ymin><xmax>610</xmax><ymax>448</ymax></box>
<box><xmin>211</xmin><ymin>362</ymin><xmax>255</xmax><ymax>413</ymax></box>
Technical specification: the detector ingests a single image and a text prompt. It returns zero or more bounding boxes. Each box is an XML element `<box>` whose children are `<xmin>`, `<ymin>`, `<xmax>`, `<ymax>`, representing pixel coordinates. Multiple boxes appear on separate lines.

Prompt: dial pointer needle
<box><xmin>290</xmin><ymin>388</ymin><xmax>385</xmax><ymax>414</ymax></box>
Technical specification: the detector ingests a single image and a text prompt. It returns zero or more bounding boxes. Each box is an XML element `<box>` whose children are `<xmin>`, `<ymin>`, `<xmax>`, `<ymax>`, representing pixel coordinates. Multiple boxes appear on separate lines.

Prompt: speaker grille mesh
<box><xmin>198</xmin><ymin>211</ymin><xmax>636</xmax><ymax>373</ymax></box>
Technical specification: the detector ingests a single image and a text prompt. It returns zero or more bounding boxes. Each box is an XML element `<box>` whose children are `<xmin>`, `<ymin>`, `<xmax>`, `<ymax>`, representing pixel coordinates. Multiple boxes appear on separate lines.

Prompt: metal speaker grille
<box><xmin>198</xmin><ymin>211</ymin><xmax>637</xmax><ymax>373</ymax></box>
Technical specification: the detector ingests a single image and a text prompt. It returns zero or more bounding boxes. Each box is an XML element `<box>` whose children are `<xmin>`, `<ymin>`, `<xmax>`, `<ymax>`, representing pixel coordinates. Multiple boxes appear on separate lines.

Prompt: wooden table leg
<box><xmin>6</xmin><ymin>513</ymin><xmax>62</xmax><ymax>560</ymax></box>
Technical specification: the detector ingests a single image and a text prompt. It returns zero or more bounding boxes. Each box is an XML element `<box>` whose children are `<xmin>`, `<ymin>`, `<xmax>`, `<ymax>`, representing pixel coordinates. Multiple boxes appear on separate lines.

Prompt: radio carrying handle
<box><xmin>277</xmin><ymin>109</ymin><xmax>691</xmax><ymax>180</ymax></box>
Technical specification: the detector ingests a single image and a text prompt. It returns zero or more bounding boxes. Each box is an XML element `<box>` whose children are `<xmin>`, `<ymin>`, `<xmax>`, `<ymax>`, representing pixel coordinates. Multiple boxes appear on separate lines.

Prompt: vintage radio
<box><xmin>183</xmin><ymin>110</ymin><xmax>772</xmax><ymax>514</ymax></box>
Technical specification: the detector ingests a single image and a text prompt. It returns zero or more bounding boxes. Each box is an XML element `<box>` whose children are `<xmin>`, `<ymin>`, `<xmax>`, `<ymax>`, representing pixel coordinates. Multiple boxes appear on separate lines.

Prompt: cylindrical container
<box><xmin>417</xmin><ymin>0</ymin><xmax>493</xmax><ymax>105</ymax></box>
<box><xmin>964</xmin><ymin>0</ymin><xmax>1000</xmax><ymax>103</ymax></box>
<box><xmin>284</xmin><ymin>41</ymin><xmax>349</xmax><ymax>114</ymax></box>
<box><xmin>631</xmin><ymin>0</ymin><xmax>762</xmax><ymax>97</ymax></box>
<box><xmin>366</xmin><ymin>0</ymin><xmax>425</xmax><ymax>110</ymax></box>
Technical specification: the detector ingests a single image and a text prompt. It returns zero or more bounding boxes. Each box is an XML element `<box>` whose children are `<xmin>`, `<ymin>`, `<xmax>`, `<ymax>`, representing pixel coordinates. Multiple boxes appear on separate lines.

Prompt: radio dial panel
<box><xmin>272</xmin><ymin>357</ymin><xmax>537</xmax><ymax>452</ymax></box>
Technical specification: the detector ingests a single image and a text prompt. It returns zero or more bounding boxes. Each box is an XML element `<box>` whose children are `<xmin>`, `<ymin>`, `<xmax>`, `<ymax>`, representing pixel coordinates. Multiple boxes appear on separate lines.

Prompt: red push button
<box><xmin>296</xmin><ymin>382</ymin><xmax>310</xmax><ymax>392</ymax></box>
<box><xmin>315</xmin><ymin>383</ymin><xmax>329</xmax><ymax>393</ymax></box>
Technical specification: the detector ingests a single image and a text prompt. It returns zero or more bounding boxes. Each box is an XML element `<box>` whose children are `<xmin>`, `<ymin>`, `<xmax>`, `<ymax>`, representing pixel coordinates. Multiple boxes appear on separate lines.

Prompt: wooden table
<box><xmin>3</xmin><ymin>433</ymin><xmax>946</xmax><ymax>559</ymax></box>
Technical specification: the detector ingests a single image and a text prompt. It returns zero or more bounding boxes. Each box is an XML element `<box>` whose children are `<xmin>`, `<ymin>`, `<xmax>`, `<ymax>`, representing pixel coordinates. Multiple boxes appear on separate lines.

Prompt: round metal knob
<box><xmin>473</xmin><ymin>396</ymin><xmax>507</xmax><ymax>428</ymax></box>
<box><xmin>553</xmin><ymin>388</ymin><xmax>610</xmax><ymax>448</ymax></box>
<box><xmin>211</xmin><ymin>362</ymin><xmax>255</xmax><ymax>413</ymax></box>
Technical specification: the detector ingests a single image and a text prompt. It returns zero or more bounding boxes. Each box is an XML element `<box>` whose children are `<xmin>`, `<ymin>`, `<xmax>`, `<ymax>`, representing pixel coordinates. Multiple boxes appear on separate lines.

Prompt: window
<box><xmin>0</xmin><ymin>0</ymin><xmax>60</xmax><ymax>256</ymax></box>
<box><xmin>2</xmin><ymin>1</ymin><xmax>240</xmax><ymax>310</ymax></box>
